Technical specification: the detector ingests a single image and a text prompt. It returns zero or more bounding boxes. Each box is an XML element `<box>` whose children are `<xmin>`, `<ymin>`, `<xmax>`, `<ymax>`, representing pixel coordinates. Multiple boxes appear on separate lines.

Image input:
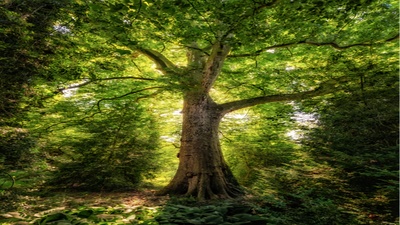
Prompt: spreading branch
<box><xmin>137</xmin><ymin>47</ymin><xmax>179</xmax><ymax>74</ymax></box>
<box><xmin>95</xmin><ymin>86</ymin><xmax>165</xmax><ymax>111</ymax></box>
<box><xmin>41</xmin><ymin>86</ymin><xmax>163</xmax><ymax>133</ymax></box>
<box><xmin>220</xmin><ymin>77</ymin><xmax>349</xmax><ymax>114</ymax></box>
<box><xmin>41</xmin><ymin>111</ymin><xmax>103</xmax><ymax>133</ymax></box>
<box><xmin>58</xmin><ymin>76</ymin><xmax>155</xmax><ymax>92</ymax></box>
<box><xmin>229</xmin><ymin>34</ymin><xmax>400</xmax><ymax>58</ymax></box>
<box><xmin>202</xmin><ymin>42</ymin><xmax>231</xmax><ymax>92</ymax></box>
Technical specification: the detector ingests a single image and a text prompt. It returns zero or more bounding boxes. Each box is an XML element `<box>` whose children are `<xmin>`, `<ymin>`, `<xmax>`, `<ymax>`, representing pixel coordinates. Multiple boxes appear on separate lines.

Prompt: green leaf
<box><xmin>76</xmin><ymin>209</ymin><xmax>94</xmax><ymax>218</ymax></box>
<box><xmin>229</xmin><ymin>213</ymin><xmax>267</xmax><ymax>222</ymax></box>
<box><xmin>36</xmin><ymin>213</ymin><xmax>69</xmax><ymax>224</ymax></box>
<box><xmin>203</xmin><ymin>215</ymin><xmax>224</xmax><ymax>224</ymax></box>
<box><xmin>115</xmin><ymin>49</ymin><xmax>131</xmax><ymax>55</ymax></box>
<box><xmin>186</xmin><ymin>219</ymin><xmax>204</xmax><ymax>225</ymax></box>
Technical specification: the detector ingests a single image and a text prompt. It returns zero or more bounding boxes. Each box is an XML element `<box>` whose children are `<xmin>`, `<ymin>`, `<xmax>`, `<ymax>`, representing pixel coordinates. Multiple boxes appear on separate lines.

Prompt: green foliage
<box><xmin>30</xmin><ymin>205</ymin><xmax>158</xmax><ymax>225</ymax></box>
<box><xmin>0</xmin><ymin>0</ymin><xmax>70</xmax><ymax>118</ymax></box>
<box><xmin>223</xmin><ymin>109</ymin><xmax>358</xmax><ymax>224</ymax></box>
<box><xmin>222</xmin><ymin>103</ymin><xmax>296</xmax><ymax>186</ymax></box>
<box><xmin>222</xmin><ymin>68</ymin><xmax>399</xmax><ymax>223</ymax></box>
<box><xmin>0</xmin><ymin>0</ymin><xmax>76</xmax><ymax>172</ymax></box>
<box><xmin>249</xmin><ymin>163</ymin><xmax>359</xmax><ymax>225</ymax></box>
<box><xmin>0</xmin><ymin>0</ymin><xmax>398</xmax><ymax>223</ymax></box>
<box><xmin>300</xmin><ymin>76</ymin><xmax>399</xmax><ymax>222</ymax></box>
<box><xmin>3</xmin><ymin>200</ymin><xmax>270</xmax><ymax>225</ymax></box>
<box><xmin>44</xmin><ymin>99</ymin><xmax>160</xmax><ymax>191</ymax></box>
<box><xmin>0</xmin><ymin>127</ymin><xmax>35</xmax><ymax>168</ymax></box>
<box><xmin>155</xmin><ymin>201</ymin><xmax>268</xmax><ymax>225</ymax></box>
<box><xmin>26</xmin><ymin>200</ymin><xmax>269</xmax><ymax>225</ymax></box>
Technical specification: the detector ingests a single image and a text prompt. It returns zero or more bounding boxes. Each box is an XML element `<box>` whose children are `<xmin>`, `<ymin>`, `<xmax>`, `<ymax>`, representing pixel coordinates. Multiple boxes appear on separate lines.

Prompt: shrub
<box><xmin>48</xmin><ymin>101</ymin><xmax>160</xmax><ymax>191</ymax></box>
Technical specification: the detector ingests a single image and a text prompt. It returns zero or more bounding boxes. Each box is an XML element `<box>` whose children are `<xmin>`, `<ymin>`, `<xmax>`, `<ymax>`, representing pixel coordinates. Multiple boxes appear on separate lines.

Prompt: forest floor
<box><xmin>0</xmin><ymin>189</ymin><xmax>170</xmax><ymax>224</ymax></box>
<box><xmin>0</xmin><ymin>188</ymin><xmax>269</xmax><ymax>225</ymax></box>
<box><xmin>1</xmin><ymin>185</ymin><xmax>396</xmax><ymax>224</ymax></box>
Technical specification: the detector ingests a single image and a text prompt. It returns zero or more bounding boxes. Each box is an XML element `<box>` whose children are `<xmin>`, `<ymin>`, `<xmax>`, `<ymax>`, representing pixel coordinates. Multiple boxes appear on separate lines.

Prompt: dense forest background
<box><xmin>0</xmin><ymin>0</ymin><xmax>398</xmax><ymax>224</ymax></box>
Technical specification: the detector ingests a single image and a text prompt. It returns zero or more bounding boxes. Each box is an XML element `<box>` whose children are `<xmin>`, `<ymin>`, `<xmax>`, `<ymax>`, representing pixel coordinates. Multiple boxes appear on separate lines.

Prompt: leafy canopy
<box><xmin>53</xmin><ymin>0</ymin><xmax>398</xmax><ymax>103</ymax></box>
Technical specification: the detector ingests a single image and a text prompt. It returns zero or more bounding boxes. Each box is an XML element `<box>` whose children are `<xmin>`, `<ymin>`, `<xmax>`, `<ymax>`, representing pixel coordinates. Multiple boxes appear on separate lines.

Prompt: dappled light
<box><xmin>0</xmin><ymin>0</ymin><xmax>398</xmax><ymax>224</ymax></box>
<box><xmin>0</xmin><ymin>190</ymin><xmax>167</xmax><ymax>224</ymax></box>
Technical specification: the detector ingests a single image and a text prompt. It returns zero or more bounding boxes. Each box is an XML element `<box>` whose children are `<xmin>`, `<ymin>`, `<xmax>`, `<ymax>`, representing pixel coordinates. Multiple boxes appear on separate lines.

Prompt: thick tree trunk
<box><xmin>138</xmin><ymin>40</ymin><xmax>362</xmax><ymax>200</ymax></box>
<box><xmin>140</xmin><ymin>42</ymin><xmax>348</xmax><ymax>200</ymax></box>
<box><xmin>159</xmin><ymin>92</ymin><xmax>243</xmax><ymax>200</ymax></box>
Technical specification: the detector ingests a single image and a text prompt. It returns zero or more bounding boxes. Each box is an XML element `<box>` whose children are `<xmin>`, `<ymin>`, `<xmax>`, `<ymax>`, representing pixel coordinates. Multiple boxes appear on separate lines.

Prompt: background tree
<box><xmin>301</xmin><ymin>64</ymin><xmax>399</xmax><ymax>222</ymax></box>
<box><xmin>25</xmin><ymin>63</ymin><xmax>162</xmax><ymax>190</ymax></box>
<box><xmin>46</xmin><ymin>99</ymin><xmax>160</xmax><ymax>191</ymax></box>
<box><xmin>221</xmin><ymin>102</ymin><xmax>297</xmax><ymax>186</ymax></box>
<box><xmin>0</xmin><ymin>0</ymin><xmax>70</xmax><ymax>168</ymax></box>
<box><xmin>46</xmin><ymin>0</ymin><xmax>398</xmax><ymax>200</ymax></box>
<box><xmin>220</xmin><ymin>68</ymin><xmax>398</xmax><ymax>223</ymax></box>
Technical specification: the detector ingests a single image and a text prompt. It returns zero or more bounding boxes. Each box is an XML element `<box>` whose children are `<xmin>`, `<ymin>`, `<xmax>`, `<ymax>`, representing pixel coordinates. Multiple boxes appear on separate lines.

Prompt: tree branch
<box><xmin>137</xmin><ymin>47</ymin><xmax>179</xmax><ymax>74</ymax></box>
<box><xmin>41</xmin><ymin>111</ymin><xmax>103</xmax><ymax>133</ymax></box>
<box><xmin>202</xmin><ymin>42</ymin><xmax>231</xmax><ymax>92</ymax></box>
<box><xmin>229</xmin><ymin>34</ymin><xmax>400</xmax><ymax>58</ymax></box>
<box><xmin>41</xmin><ymin>86</ymin><xmax>163</xmax><ymax>134</ymax></box>
<box><xmin>185</xmin><ymin>44</ymin><xmax>211</xmax><ymax>56</ymax></box>
<box><xmin>96</xmin><ymin>76</ymin><xmax>155</xmax><ymax>82</ymax></box>
<box><xmin>58</xmin><ymin>76</ymin><xmax>155</xmax><ymax>92</ymax></box>
<box><xmin>95</xmin><ymin>86</ymin><xmax>166</xmax><ymax>112</ymax></box>
<box><xmin>220</xmin><ymin>77</ymin><xmax>349</xmax><ymax>114</ymax></box>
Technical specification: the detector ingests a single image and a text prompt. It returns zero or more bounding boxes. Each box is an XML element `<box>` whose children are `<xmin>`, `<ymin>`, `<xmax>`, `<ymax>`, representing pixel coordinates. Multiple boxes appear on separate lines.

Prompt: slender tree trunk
<box><xmin>159</xmin><ymin>91</ymin><xmax>243</xmax><ymax>200</ymax></box>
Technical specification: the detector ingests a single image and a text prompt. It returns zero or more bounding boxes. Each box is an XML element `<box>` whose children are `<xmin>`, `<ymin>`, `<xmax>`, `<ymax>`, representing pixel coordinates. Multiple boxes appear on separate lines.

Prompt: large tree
<box><xmin>55</xmin><ymin>0</ymin><xmax>398</xmax><ymax>200</ymax></box>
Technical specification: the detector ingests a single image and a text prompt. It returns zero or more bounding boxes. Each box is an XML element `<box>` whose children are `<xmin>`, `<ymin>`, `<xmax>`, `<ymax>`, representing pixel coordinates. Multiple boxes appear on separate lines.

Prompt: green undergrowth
<box><xmin>155</xmin><ymin>199</ymin><xmax>268</xmax><ymax>225</ymax></box>
<box><xmin>0</xmin><ymin>198</ymin><xmax>270</xmax><ymax>225</ymax></box>
<box><xmin>0</xmin><ymin>204</ymin><xmax>157</xmax><ymax>225</ymax></box>
<box><xmin>2</xmin><ymin>191</ymin><xmax>398</xmax><ymax>225</ymax></box>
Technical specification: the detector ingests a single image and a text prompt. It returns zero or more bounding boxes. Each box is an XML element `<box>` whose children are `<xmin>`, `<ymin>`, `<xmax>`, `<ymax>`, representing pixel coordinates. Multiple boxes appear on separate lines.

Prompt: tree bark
<box><xmin>159</xmin><ymin>91</ymin><xmax>243</xmax><ymax>200</ymax></box>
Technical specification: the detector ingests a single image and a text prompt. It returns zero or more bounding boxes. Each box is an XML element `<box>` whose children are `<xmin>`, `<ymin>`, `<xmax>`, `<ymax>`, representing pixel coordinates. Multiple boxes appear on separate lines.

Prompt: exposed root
<box><xmin>159</xmin><ymin>172</ymin><xmax>244</xmax><ymax>201</ymax></box>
